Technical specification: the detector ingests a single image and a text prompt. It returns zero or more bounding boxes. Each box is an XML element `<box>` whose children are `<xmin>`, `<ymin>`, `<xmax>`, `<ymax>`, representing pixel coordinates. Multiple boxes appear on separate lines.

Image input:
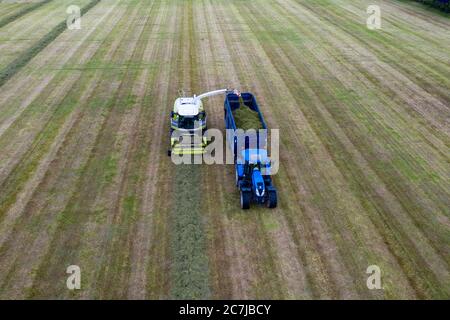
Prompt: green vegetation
<box><xmin>232</xmin><ymin>97</ymin><xmax>263</xmax><ymax>130</ymax></box>
<box><xmin>0</xmin><ymin>0</ymin><xmax>101</xmax><ymax>88</ymax></box>
<box><xmin>170</xmin><ymin>165</ymin><xmax>211</xmax><ymax>299</ymax></box>
<box><xmin>0</xmin><ymin>0</ymin><xmax>448</xmax><ymax>300</ymax></box>
<box><xmin>0</xmin><ymin>0</ymin><xmax>53</xmax><ymax>29</ymax></box>
<box><xmin>170</xmin><ymin>0</ymin><xmax>210</xmax><ymax>299</ymax></box>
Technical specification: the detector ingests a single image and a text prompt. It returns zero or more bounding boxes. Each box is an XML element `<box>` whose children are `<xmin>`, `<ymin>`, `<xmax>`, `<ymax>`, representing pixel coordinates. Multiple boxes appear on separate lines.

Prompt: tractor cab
<box><xmin>235</xmin><ymin>149</ymin><xmax>277</xmax><ymax>208</ymax></box>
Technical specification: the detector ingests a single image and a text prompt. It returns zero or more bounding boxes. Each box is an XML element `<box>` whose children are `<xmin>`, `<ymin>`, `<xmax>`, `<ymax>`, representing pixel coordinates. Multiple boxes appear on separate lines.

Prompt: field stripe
<box><xmin>241</xmin><ymin>0</ymin><xmax>449</xmax><ymax>298</ymax></box>
<box><xmin>22</xmin><ymin>0</ymin><xmax>158</xmax><ymax>299</ymax></box>
<box><xmin>0</xmin><ymin>0</ymin><xmax>447</xmax><ymax>299</ymax></box>
<box><xmin>0</xmin><ymin>0</ymin><xmax>101</xmax><ymax>88</ymax></box>
<box><xmin>284</xmin><ymin>0</ymin><xmax>450</xmax><ymax>264</ymax></box>
<box><xmin>168</xmin><ymin>0</ymin><xmax>211</xmax><ymax>300</ymax></box>
<box><xmin>0</xmin><ymin>0</ymin><xmax>124</xmax><ymax>299</ymax></box>
<box><xmin>0</xmin><ymin>0</ymin><xmax>53</xmax><ymax>29</ymax></box>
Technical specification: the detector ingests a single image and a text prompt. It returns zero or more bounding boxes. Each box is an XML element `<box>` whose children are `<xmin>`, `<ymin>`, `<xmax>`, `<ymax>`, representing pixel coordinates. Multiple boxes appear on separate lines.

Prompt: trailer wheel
<box><xmin>240</xmin><ymin>191</ymin><xmax>250</xmax><ymax>210</ymax></box>
<box><xmin>267</xmin><ymin>190</ymin><xmax>277</xmax><ymax>208</ymax></box>
<box><xmin>167</xmin><ymin>149</ymin><xmax>171</xmax><ymax>157</ymax></box>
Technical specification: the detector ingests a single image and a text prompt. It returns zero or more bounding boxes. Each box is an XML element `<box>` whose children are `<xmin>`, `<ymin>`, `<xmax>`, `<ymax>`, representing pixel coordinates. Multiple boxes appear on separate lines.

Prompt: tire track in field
<box><xmin>72</xmin><ymin>0</ymin><xmax>161</xmax><ymax>298</ymax></box>
<box><xmin>210</xmin><ymin>1</ymin><xmax>312</xmax><ymax>297</ymax></box>
<box><xmin>145</xmin><ymin>3</ymin><xmax>196</xmax><ymax>299</ymax></box>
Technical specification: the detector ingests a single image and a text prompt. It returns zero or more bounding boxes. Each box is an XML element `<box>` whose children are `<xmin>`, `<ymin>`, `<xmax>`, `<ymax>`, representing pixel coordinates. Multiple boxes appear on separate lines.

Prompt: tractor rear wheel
<box><xmin>240</xmin><ymin>191</ymin><xmax>251</xmax><ymax>210</ymax></box>
<box><xmin>267</xmin><ymin>190</ymin><xmax>277</xmax><ymax>208</ymax></box>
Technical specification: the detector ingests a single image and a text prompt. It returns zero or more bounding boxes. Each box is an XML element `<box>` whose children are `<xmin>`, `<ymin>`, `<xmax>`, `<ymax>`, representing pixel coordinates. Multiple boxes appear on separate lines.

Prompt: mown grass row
<box><xmin>0</xmin><ymin>0</ymin><xmax>101</xmax><ymax>88</ymax></box>
<box><xmin>170</xmin><ymin>165</ymin><xmax>211</xmax><ymax>299</ymax></box>
<box><xmin>0</xmin><ymin>0</ymin><xmax>53</xmax><ymax>29</ymax></box>
<box><xmin>170</xmin><ymin>1</ymin><xmax>210</xmax><ymax>300</ymax></box>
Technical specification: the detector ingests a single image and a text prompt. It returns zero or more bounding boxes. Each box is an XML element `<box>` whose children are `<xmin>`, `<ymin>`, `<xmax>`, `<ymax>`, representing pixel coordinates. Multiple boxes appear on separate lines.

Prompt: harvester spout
<box><xmin>194</xmin><ymin>89</ymin><xmax>228</xmax><ymax>103</ymax></box>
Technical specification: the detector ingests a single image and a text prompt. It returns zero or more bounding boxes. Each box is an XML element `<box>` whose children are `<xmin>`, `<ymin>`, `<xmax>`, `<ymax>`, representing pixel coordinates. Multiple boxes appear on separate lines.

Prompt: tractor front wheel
<box><xmin>267</xmin><ymin>190</ymin><xmax>277</xmax><ymax>208</ymax></box>
<box><xmin>240</xmin><ymin>191</ymin><xmax>251</xmax><ymax>210</ymax></box>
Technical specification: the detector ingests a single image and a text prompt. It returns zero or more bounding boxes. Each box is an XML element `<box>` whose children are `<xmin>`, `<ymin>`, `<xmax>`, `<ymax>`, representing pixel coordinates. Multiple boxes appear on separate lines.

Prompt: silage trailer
<box><xmin>224</xmin><ymin>92</ymin><xmax>277</xmax><ymax>209</ymax></box>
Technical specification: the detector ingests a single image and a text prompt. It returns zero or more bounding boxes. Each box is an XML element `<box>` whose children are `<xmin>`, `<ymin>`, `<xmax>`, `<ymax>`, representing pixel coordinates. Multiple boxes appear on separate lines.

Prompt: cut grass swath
<box><xmin>233</xmin><ymin>97</ymin><xmax>264</xmax><ymax>130</ymax></box>
<box><xmin>170</xmin><ymin>165</ymin><xmax>211</xmax><ymax>299</ymax></box>
<box><xmin>0</xmin><ymin>0</ymin><xmax>53</xmax><ymax>29</ymax></box>
<box><xmin>170</xmin><ymin>1</ymin><xmax>210</xmax><ymax>299</ymax></box>
<box><xmin>0</xmin><ymin>0</ymin><xmax>101</xmax><ymax>88</ymax></box>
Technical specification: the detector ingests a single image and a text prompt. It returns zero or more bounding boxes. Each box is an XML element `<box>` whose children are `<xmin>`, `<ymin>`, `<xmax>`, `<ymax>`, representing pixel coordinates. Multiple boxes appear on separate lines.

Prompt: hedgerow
<box><xmin>412</xmin><ymin>0</ymin><xmax>450</xmax><ymax>13</ymax></box>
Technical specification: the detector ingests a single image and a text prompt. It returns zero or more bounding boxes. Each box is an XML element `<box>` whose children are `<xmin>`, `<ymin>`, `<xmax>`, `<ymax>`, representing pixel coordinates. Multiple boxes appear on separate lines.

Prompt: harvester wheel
<box><xmin>240</xmin><ymin>191</ymin><xmax>251</xmax><ymax>210</ymax></box>
<box><xmin>267</xmin><ymin>190</ymin><xmax>277</xmax><ymax>208</ymax></box>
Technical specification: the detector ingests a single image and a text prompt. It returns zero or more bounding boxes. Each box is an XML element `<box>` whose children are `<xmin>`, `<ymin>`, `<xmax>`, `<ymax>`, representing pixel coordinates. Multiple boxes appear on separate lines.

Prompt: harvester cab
<box><xmin>168</xmin><ymin>89</ymin><xmax>230</xmax><ymax>156</ymax></box>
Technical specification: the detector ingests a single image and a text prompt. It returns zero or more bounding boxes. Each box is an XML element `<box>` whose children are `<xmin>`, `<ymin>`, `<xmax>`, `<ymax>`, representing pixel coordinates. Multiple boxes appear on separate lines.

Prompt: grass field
<box><xmin>0</xmin><ymin>0</ymin><xmax>448</xmax><ymax>299</ymax></box>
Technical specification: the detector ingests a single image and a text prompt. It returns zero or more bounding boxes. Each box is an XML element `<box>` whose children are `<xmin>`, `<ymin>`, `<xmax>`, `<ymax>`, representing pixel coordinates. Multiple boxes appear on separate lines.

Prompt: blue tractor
<box><xmin>224</xmin><ymin>92</ymin><xmax>278</xmax><ymax>209</ymax></box>
<box><xmin>235</xmin><ymin>149</ymin><xmax>277</xmax><ymax>209</ymax></box>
